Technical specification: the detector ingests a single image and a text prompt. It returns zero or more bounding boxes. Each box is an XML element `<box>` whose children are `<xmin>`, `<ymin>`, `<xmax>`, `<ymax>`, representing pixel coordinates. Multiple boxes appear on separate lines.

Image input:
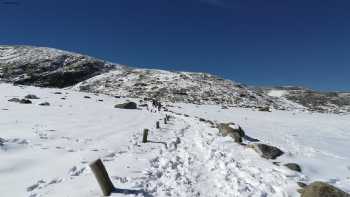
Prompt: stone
<box><xmin>250</xmin><ymin>143</ymin><xmax>284</xmax><ymax>159</ymax></box>
<box><xmin>284</xmin><ymin>163</ymin><xmax>302</xmax><ymax>172</ymax></box>
<box><xmin>218</xmin><ymin>123</ymin><xmax>245</xmax><ymax>138</ymax></box>
<box><xmin>114</xmin><ymin>102</ymin><xmax>137</xmax><ymax>109</ymax></box>
<box><xmin>39</xmin><ymin>102</ymin><xmax>50</xmax><ymax>106</ymax></box>
<box><xmin>217</xmin><ymin>123</ymin><xmax>244</xmax><ymax>143</ymax></box>
<box><xmin>8</xmin><ymin>98</ymin><xmax>21</xmax><ymax>103</ymax></box>
<box><xmin>300</xmin><ymin>181</ymin><xmax>350</xmax><ymax>197</ymax></box>
<box><xmin>25</xmin><ymin>94</ymin><xmax>40</xmax><ymax>99</ymax></box>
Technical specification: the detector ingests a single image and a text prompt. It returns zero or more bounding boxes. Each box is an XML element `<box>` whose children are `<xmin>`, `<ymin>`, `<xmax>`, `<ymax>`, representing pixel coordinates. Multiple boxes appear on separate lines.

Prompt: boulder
<box><xmin>8</xmin><ymin>98</ymin><xmax>32</xmax><ymax>104</ymax></box>
<box><xmin>217</xmin><ymin>123</ymin><xmax>245</xmax><ymax>143</ymax></box>
<box><xmin>84</xmin><ymin>96</ymin><xmax>91</xmax><ymax>99</ymax></box>
<box><xmin>39</xmin><ymin>102</ymin><xmax>50</xmax><ymax>106</ymax></box>
<box><xmin>300</xmin><ymin>181</ymin><xmax>350</xmax><ymax>197</ymax></box>
<box><xmin>8</xmin><ymin>98</ymin><xmax>21</xmax><ymax>103</ymax></box>
<box><xmin>25</xmin><ymin>94</ymin><xmax>40</xmax><ymax>99</ymax></box>
<box><xmin>284</xmin><ymin>163</ymin><xmax>302</xmax><ymax>172</ymax></box>
<box><xmin>114</xmin><ymin>102</ymin><xmax>137</xmax><ymax>109</ymax></box>
<box><xmin>218</xmin><ymin>123</ymin><xmax>245</xmax><ymax>138</ymax></box>
<box><xmin>20</xmin><ymin>99</ymin><xmax>32</xmax><ymax>104</ymax></box>
<box><xmin>250</xmin><ymin>143</ymin><xmax>284</xmax><ymax>159</ymax></box>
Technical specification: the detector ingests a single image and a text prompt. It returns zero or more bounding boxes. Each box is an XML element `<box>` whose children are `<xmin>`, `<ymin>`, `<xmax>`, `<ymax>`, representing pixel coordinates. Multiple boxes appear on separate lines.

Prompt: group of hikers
<box><xmin>147</xmin><ymin>99</ymin><xmax>162</xmax><ymax>112</ymax></box>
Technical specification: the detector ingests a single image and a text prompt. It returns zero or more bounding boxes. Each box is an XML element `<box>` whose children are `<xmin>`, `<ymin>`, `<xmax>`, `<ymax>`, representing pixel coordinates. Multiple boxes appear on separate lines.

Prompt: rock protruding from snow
<box><xmin>217</xmin><ymin>123</ymin><xmax>245</xmax><ymax>143</ymax></box>
<box><xmin>114</xmin><ymin>102</ymin><xmax>137</xmax><ymax>109</ymax></box>
<box><xmin>8</xmin><ymin>98</ymin><xmax>32</xmax><ymax>104</ymax></box>
<box><xmin>300</xmin><ymin>181</ymin><xmax>350</xmax><ymax>197</ymax></box>
<box><xmin>25</xmin><ymin>94</ymin><xmax>40</xmax><ymax>99</ymax></box>
<box><xmin>38</xmin><ymin>102</ymin><xmax>50</xmax><ymax>106</ymax></box>
<box><xmin>250</xmin><ymin>143</ymin><xmax>284</xmax><ymax>160</ymax></box>
<box><xmin>284</xmin><ymin>163</ymin><xmax>302</xmax><ymax>172</ymax></box>
<box><xmin>0</xmin><ymin>45</ymin><xmax>115</xmax><ymax>87</ymax></box>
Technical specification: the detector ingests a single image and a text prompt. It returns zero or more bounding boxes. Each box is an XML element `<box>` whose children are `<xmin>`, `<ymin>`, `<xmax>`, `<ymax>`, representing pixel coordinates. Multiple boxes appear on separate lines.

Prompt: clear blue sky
<box><xmin>0</xmin><ymin>0</ymin><xmax>349</xmax><ymax>91</ymax></box>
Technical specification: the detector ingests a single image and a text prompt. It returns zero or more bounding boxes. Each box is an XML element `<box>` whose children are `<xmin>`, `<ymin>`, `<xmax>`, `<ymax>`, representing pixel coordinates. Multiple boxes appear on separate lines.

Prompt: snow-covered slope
<box><xmin>73</xmin><ymin>68</ymin><xmax>283</xmax><ymax>109</ymax></box>
<box><xmin>0</xmin><ymin>45</ymin><xmax>115</xmax><ymax>87</ymax></box>
<box><xmin>1</xmin><ymin>83</ymin><xmax>349</xmax><ymax>197</ymax></box>
<box><xmin>1</xmin><ymin>45</ymin><xmax>349</xmax><ymax>113</ymax></box>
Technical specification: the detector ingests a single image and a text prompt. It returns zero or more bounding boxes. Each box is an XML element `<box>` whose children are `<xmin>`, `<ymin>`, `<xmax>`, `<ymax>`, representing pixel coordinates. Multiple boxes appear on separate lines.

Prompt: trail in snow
<box><xmin>135</xmin><ymin>114</ymin><xmax>302</xmax><ymax>197</ymax></box>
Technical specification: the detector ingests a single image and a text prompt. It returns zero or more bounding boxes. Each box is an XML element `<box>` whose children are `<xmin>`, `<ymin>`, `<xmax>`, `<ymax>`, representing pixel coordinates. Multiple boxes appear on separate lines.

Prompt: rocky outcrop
<box><xmin>0</xmin><ymin>45</ymin><xmax>114</xmax><ymax>88</ymax></box>
<box><xmin>300</xmin><ymin>181</ymin><xmax>350</xmax><ymax>197</ymax></box>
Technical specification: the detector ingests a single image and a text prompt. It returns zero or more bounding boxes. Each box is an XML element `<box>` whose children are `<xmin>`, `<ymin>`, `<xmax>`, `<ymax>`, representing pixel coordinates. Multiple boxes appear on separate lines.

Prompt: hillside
<box><xmin>1</xmin><ymin>45</ymin><xmax>349</xmax><ymax>113</ymax></box>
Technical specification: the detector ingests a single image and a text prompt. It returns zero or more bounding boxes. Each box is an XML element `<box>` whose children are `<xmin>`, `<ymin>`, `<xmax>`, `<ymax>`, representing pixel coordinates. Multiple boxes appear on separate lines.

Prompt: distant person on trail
<box><xmin>158</xmin><ymin>102</ymin><xmax>162</xmax><ymax>112</ymax></box>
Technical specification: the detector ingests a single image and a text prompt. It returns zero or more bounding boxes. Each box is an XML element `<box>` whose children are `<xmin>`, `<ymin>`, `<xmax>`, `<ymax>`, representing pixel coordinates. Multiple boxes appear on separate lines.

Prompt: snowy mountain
<box><xmin>1</xmin><ymin>45</ymin><xmax>349</xmax><ymax>113</ymax></box>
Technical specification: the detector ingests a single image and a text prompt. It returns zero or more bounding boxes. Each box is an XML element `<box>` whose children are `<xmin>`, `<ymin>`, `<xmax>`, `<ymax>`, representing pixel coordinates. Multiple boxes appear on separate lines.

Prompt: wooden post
<box><xmin>164</xmin><ymin>118</ymin><xmax>167</xmax><ymax>124</ymax></box>
<box><xmin>156</xmin><ymin>121</ymin><xmax>160</xmax><ymax>129</ymax></box>
<box><xmin>142</xmin><ymin>129</ymin><xmax>149</xmax><ymax>143</ymax></box>
<box><xmin>89</xmin><ymin>159</ymin><xmax>114</xmax><ymax>196</ymax></box>
<box><xmin>166</xmin><ymin>115</ymin><xmax>170</xmax><ymax>121</ymax></box>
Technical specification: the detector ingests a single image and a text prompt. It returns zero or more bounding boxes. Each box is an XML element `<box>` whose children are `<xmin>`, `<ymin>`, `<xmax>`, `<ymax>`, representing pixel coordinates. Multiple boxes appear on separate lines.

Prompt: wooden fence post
<box><xmin>156</xmin><ymin>121</ymin><xmax>160</xmax><ymax>129</ymax></box>
<box><xmin>142</xmin><ymin>129</ymin><xmax>149</xmax><ymax>143</ymax></box>
<box><xmin>89</xmin><ymin>159</ymin><xmax>114</xmax><ymax>196</ymax></box>
<box><xmin>164</xmin><ymin>118</ymin><xmax>167</xmax><ymax>124</ymax></box>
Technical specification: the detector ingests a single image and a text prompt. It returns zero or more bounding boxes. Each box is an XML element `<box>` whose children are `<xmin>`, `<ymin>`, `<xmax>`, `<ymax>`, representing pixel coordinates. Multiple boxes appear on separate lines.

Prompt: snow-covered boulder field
<box><xmin>0</xmin><ymin>83</ymin><xmax>349</xmax><ymax>197</ymax></box>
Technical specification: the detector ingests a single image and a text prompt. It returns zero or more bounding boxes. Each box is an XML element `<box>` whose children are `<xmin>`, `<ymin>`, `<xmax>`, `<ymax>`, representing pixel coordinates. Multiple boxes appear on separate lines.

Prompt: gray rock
<box><xmin>284</xmin><ymin>163</ymin><xmax>302</xmax><ymax>172</ymax></box>
<box><xmin>218</xmin><ymin>123</ymin><xmax>244</xmax><ymax>143</ymax></box>
<box><xmin>114</xmin><ymin>102</ymin><xmax>137</xmax><ymax>109</ymax></box>
<box><xmin>300</xmin><ymin>181</ymin><xmax>350</xmax><ymax>197</ymax></box>
<box><xmin>218</xmin><ymin>123</ymin><xmax>245</xmax><ymax>138</ymax></box>
<box><xmin>8</xmin><ymin>98</ymin><xmax>32</xmax><ymax>104</ymax></box>
<box><xmin>25</xmin><ymin>94</ymin><xmax>40</xmax><ymax>99</ymax></box>
<box><xmin>250</xmin><ymin>143</ymin><xmax>284</xmax><ymax>159</ymax></box>
<box><xmin>39</xmin><ymin>102</ymin><xmax>50</xmax><ymax>106</ymax></box>
<box><xmin>8</xmin><ymin>98</ymin><xmax>21</xmax><ymax>103</ymax></box>
<box><xmin>19</xmin><ymin>99</ymin><xmax>32</xmax><ymax>104</ymax></box>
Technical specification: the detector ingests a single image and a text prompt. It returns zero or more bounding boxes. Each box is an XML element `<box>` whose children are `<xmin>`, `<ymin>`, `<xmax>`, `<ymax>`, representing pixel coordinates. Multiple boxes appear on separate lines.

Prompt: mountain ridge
<box><xmin>1</xmin><ymin>45</ymin><xmax>349</xmax><ymax>113</ymax></box>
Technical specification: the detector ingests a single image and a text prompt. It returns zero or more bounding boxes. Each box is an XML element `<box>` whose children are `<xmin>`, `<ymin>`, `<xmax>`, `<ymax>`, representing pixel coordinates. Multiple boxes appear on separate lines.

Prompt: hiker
<box><xmin>158</xmin><ymin>101</ymin><xmax>162</xmax><ymax>111</ymax></box>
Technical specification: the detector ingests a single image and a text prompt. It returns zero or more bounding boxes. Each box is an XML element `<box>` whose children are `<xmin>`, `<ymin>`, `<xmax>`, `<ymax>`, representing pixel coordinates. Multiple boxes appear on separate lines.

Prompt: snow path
<box><xmin>136</xmin><ymin>114</ymin><xmax>301</xmax><ymax>197</ymax></box>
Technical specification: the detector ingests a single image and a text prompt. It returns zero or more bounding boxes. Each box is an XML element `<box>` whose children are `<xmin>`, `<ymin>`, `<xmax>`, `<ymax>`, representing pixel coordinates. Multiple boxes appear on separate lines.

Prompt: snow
<box><xmin>170</xmin><ymin>103</ymin><xmax>350</xmax><ymax>193</ymax></box>
<box><xmin>0</xmin><ymin>83</ymin><xmax>349</xmax><ymax>197</ymax></box>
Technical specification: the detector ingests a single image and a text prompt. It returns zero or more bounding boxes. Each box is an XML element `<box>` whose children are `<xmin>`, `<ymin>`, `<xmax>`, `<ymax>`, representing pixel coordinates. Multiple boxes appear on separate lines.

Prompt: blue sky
<box><xmin>0</xmin><ymin>0</ymin><xmax>349</xmax><ymax>91</ymax></box>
